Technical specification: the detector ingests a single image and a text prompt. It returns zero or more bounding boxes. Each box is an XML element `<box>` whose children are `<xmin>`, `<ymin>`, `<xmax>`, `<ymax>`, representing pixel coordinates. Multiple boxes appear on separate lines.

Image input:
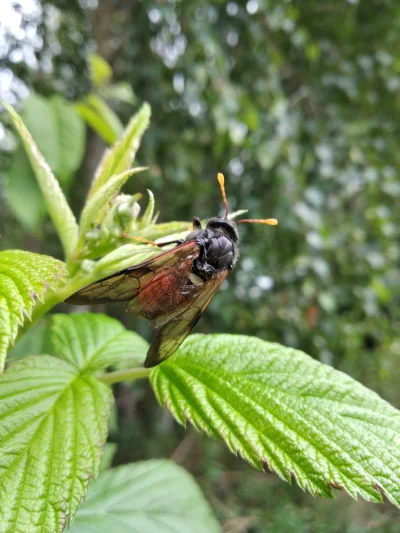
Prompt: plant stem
<box><xmin>98</xmin><ymin>367</ymin><xmax>151</xmax><ymax>384</ymax></box>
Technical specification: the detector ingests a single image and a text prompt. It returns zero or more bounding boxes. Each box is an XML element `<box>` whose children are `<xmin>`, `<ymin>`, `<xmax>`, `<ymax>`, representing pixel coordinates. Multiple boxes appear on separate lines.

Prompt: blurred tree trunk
<box><xmin>92</xmin><ymin>0</ymin><xmax>137</xmax><ymax>65</ymax></box>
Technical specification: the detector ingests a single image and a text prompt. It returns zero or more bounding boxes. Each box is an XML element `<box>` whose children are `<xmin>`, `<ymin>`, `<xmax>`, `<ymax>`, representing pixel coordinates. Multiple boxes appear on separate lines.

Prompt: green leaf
<box><xmin>76</xmin><ymin>95</ymin><xmax>123</xmax><ymax>145</ymax></box>
<box><xmin>0</xmin><ymin>250</ymin><xmax>67</xmax><ymax>371</ymax></box>
<box><xmin>13</xmin><ymin>93</ymin><xmax>85</xmax><ymax>186</ymax></box>
<box><xmin>100</xmin><ymin>82</ymin><xmax>136</xmax><ymax>105</ymax></box>
<box><xmin>6</xmin><ymin>145</ymin><xmax>46</xmax><ymax>232</ymax></box>
<box><xmin>49</xmin><ymin>313</ymin><xmax>148</xmax><ymax>371</ymax></box>
<box><xmin>138</xmin><ymin>221</ymin><xmax>192</xmax><ymax>242</ymax></box>
<box><xmin>91</xmin><ymin>243</ymin><xmax>162</xmax><ymax>279</ymax></box>
<box><xmin>89</xmin><ymin>103</ymin><xmax>151</xmax><ymax>196</ymax></box>
<box><xmin>140</xmin><ymin>189</ymin><xmax>155</xmax><ymax>227</ymax></box>
<box><xmin>48</xmin><ymin>95</ymin><xmax>86</xmax><ymax>184</ymax></box>
<box><xmin>90</xmin><ymin>53</ymin><xmax>113</xmax><ymax>88</ymax></box>
<box><xmin>6</xmin><ymin>94</ymin><xmax>85</xmax><ymax>232</ymax></box>
<box><xmin>78</xmin><ymin>167</ymin><xmax>148</xmax><ymax>248</ymax></box>
<box><xmin>69</xmin><ymin>460</ymin><xmax>221</xmax><ymax>533</ymax></box>
<box><xmin>151</xmin><ymin>335</ymin><xmax>400</xmax><ymax>507</ymax></box>
<box><xmin>4</xmin><ymin>102</ymin><xmax>80</xmax><ymax>262</ymax></box>
<box><xmin>98</xmin><ymin>443</ymin><xmax>117</xmax><ymax>472</ymax></box>
<box><xmin>8</xmin><ymin>313</ymin><xmax>148</xmax><ymax>370</ymax></box>
<box><xmin>0</xmin><ymin>355</ymin><xmax>112</xmax><ymax>532</ymax></box>
<box><xmin>7</xmin><ymin>319</ymin><xmax>50</xmax><ymax>361</ymax></box>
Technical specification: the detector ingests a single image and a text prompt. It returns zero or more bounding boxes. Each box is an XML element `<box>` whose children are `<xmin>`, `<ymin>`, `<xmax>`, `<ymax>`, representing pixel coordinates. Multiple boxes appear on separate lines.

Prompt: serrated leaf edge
<box><xmin>151</xmin><ymin>360</ymin><xmax>395</xmax><ymax>506</ymax></box>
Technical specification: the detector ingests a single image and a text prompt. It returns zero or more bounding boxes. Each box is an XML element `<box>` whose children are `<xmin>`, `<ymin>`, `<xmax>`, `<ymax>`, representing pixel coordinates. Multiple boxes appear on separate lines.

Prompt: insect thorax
<box><xmin>192</xmin><ymin>229</ymin><xmax>238</xmax><ymax>280</ymax></box>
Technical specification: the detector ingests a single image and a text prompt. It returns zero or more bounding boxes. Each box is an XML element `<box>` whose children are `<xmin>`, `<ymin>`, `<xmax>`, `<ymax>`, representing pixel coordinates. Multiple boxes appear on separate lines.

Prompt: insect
<box><xmin>66</xmin><ymin>174</ymin><xmax>277</xmax><ymax>367</ymax></box>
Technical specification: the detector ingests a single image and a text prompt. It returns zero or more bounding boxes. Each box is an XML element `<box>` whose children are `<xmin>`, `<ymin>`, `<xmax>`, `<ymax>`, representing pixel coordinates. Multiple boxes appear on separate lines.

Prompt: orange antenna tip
<box><xmin>217</xmin><ymin>172</ymin><xmax>229</xmax><ymax>219</ymax></box>
<box><xmin>237</xmin><ymin>218</ymin><xmax>278</xmax><ymax>226</ymax></box>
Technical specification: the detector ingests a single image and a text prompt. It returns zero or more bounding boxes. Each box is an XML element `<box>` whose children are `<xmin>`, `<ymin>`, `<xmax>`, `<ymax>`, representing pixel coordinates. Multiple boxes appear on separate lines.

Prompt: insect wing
<box><xmin>66</xmin><ymin>242</ymin><xmax>199</xmax><ymax>305</ymax></box>
<box><xmin>144</xmin><ymin>269</ymin><xmax>229</xmax><ymax>368</ymax></box>
<box><xmin>124</xmin><ymin>248</ymin><xmax>199</xmax><ymax>318</ymax></box>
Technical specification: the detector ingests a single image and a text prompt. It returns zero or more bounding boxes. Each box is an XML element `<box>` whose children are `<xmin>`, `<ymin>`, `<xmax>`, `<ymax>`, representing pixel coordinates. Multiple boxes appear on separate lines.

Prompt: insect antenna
<box><xmin>217</xmin><ymin>172</ymin><xmax>229</xmax><ymax>220</ymax></box>
<box><xmin>217</xmin><ymin>173</ymin><xmax>278</xmax><ymax>225</ymax></box>
<box><xmin>236</xmin><ymin>218</ymin><xmax>278</xmax><ymax>226</ymax></box>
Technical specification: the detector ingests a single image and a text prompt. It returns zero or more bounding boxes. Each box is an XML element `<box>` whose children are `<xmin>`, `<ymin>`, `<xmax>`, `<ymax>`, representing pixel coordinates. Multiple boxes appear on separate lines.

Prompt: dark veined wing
<box><xmin>66</xmin><ymin>242</ymin><xmax>199</xmax><ymax>306</ymax></box>
<box><xmin>144</xmin><ymin>269</ymin><xmax>229</xmax><ymax>368</ymax></box>
<box><xmin>124</xmin><ymin>247</ymin><xmax>200</xmax><ymax>318</ymax></box>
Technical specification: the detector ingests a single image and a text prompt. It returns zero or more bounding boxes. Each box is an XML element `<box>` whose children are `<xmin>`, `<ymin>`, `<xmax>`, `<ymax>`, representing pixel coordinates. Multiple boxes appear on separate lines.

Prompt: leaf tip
<box><xmin>141</xmin><ymin>101</ymin><xmax>152</xmax><ymax>116</ymax></box>
<box><xmin>373</xmin><ymin>482</ymin><xmax>385</xmax><ymax>504</ymax></box>
<box><xmin>261</xmin><ymin>459</ymin><xmax>272</xmax><ymax>474</ymax></box>
<box><xmin>327</xmin><ymin>481</ymin><xmax>345</xmax><ymax>493</ymax></box>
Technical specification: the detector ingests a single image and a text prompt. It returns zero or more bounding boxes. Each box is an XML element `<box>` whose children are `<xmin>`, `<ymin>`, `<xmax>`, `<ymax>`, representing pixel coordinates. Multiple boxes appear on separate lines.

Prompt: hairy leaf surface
<box><xmin>0</xmin><ymin>250</ymin><xmax>67</xmax><ymax>370</ymax></box>
<box><xmin>90</xmin><ymin>103</ymin><xmax>151</xmax><ymax>196</ymax></box>
<box><xmin>69</xmin><ymin>460</ymin><xmax>221</xmax><ymax>533</ymax></box>
<box><xmin>0</xmin><ymin>356</ymin><xmax>111</xmax><ymax>533</ymax></box>
<box><xmin>49</xmin><ymin>313</ymin><xmax>148</xmax><ymax>371</ymax></box>
<box><xmin>151</xmin><ymin>334</ymin><xmax>400</xmax><ymax>507</ymax></box>
<box><xmin>78</xmin><ymin>167</ymin><xmax>147</xmax><ymax>243</ymax></box>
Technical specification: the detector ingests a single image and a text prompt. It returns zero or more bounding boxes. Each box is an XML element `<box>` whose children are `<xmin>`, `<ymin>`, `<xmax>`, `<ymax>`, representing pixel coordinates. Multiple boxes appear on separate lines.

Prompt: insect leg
<box><xmin>157</xmin><ymin>239</ymin><xmax>185</xmax><ymax>247</ymax></box>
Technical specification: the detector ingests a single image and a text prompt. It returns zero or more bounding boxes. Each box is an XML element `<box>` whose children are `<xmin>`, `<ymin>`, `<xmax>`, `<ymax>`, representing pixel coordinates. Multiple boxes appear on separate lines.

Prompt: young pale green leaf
<box><xmin>89</xmin><ymin>103</ymin><xmax>151</xmax><ymax>196</ymax></box>
<box><xmin>0</xmin><ymin>355</ymin><xmax>112</xmax><ymax>533</ymax></box>
<box><xmin>0</xmin><ymin>250</ymin><xmax>67</xmax><ymax>370</ymax></box>
<box><xmin>68</xmin><ymin>460</ymin><xmax>221</xmax><ymax>533</ymax></box>
<box><xmin>151</xmin><ymin>334</ymin><xmax>400</xmax><ymax>508</ymax></box>
<box><xmin>91</xmin><ymin>243</ymin><xmax>162</xmax><ymax>279</ymax></box>
<box><xmin>4</xmin><ymin>102</ymin><xmax>79</xmax><ymax>261</ymax></box>
<box><xmin>6</xmin><ymin>94</ymin><xmax>85</xmax><ymax>232</ymax></box>
<box><xmin>140</xmin><ymin>221</ymin><xmax>192</xmax><ymax>240</ymax></box>
<box><xmin>49</xmin><ymin>313</ymin><xmax>148</xmax><ymax>371</ymax></box>
<box><xmin>100</xmin><ymin>82</ymin><xmax>136</xmax><ymax>105</ymax></box>
<box><xmin>140</xmin><ymin>189</ymin><xmax>155</xmax><ymax>227</ymax></box>
<box><xmin>90</xmin><ymin>53</ymin><xmax>112</xmax><ymax>88</ymax></box>
<box><xmin>78</xmin><ymin>167</ymin><xmax>148</xmax><ymax>247</ymax></box>
<box><xmin>76</xmin><ymin>95</ymin><xmax>123</xmax><ymax>145</ymax></box>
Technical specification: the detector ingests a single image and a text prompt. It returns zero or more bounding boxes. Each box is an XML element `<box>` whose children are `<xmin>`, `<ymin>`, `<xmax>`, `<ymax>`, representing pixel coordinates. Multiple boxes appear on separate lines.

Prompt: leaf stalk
<box><xmin>98</xmin><ymin>367</ymin><xmax>151</xmax><ymax>384</ymax></box>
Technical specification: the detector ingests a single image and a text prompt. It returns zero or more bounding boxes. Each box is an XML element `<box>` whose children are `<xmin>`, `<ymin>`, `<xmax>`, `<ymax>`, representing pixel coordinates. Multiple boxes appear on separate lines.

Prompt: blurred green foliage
<box><xmin>121</xmin><ymin>1</ymin><xmax>400</xmax><ymax>397</ymax></box>
<box><xmin>1</xmin><ymin>0</ymin><xmax>400</xmax><ymax>530</ymax></box>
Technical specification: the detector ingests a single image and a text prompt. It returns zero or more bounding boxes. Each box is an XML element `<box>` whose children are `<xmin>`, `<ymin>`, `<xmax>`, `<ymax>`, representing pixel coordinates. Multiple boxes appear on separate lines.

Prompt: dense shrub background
<box><xmin>1</xmin><ymin>1</ymin><xmax>400</xmax><ymax>530</ymax></box>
